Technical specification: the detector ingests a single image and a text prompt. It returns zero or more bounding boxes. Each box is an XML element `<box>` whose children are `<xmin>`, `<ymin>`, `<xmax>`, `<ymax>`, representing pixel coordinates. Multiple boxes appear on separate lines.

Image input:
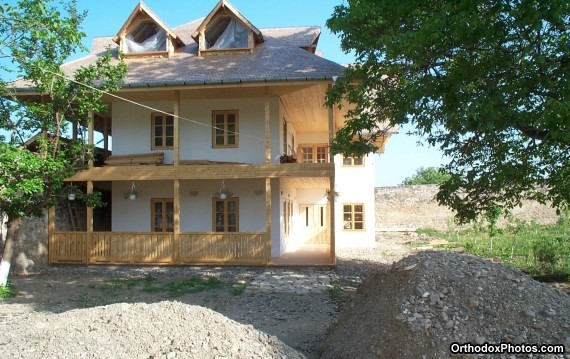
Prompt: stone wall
<box><xmin>0</xmin><ymin>212</ymin><xmax>48</xmax><ymax>275</ymax></box>
<box><xmin>375</xmin><ymin>184</ymin><xmax>560</xmax><ymax>232</ymax></box>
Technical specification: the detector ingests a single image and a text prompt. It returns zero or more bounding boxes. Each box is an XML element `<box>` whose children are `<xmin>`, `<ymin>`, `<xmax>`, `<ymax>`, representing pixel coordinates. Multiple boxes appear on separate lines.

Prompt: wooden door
<box><xmin>299</xmin><ymin>204</ymin><xmax>328</xmax><ymax>244</ymax></box>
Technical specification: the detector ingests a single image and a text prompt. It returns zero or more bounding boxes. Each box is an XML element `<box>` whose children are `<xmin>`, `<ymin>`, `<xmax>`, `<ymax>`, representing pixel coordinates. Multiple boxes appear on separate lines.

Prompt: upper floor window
<box><xmin>299</xmin><ymin>144</ymin><xmax>329</xmax><ymax>164</ymax></box>
<box><xmin>206</xmin><ymin>17</ymin><xmax>249</xmax><ymax>49</ymax></box>
<box><xmin>152</xmin><ymin>113</ymin><xmax>174</xmax><ymax>149</ymax></box>
<box><xmin>212</xmin><ymin>110</ymin><xmax>238</xmax><ymax>148</ymax></box>
<box><xmin>125</xmin><ymin>21</ymin><xmax>167</xmax><ymax>54</ymax></box>
<box><xmin>343</xmin><ymin>156</ymin><xmax>364</xmax><ymax>166</ymax></box>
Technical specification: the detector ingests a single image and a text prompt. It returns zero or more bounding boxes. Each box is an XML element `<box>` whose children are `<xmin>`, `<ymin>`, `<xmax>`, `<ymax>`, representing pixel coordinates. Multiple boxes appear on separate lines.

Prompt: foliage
<box><xmin>0</xmin><ymin>283</ymin><xmax>18</xmax><ymax>298</ymax></box>
<box><xmin>401</xmin><ymin>166</ymin><xmax>451</xmax><ymax>186</ymax></box>
<box><xmin>0</xmin><ymin>0</ymin><xmax>127</xmax><ymax>284</ymax></box>
<box><xmin>326</xmin><ymin>0</ymin><xmax>570</xmax><ymax>224</ymax></box>
<box><xmin>417</xmin><ymin>215</ymin><xmax>570</xmax><ymax>277</ymax></box>
<box><xmin>230</xmin><ymin>282</ymin><xmax>247</xmax><ymax>296</ymax></box>
<box><xmin>165</xmin><ymin>277</ymin><xmax>223</xmax><ymax>297</ymax></box>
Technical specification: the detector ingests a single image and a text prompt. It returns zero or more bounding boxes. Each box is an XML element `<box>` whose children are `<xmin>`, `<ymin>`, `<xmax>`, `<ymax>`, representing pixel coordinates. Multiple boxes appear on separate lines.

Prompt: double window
<box><xmin>212</xmin><ymin>110</ymin><xmax>238</xmax><ymax>148</ymax></box>
<box><xmin>213</xmin><ymin>198</ymin><xmax>239</xmax><ymax>232</ymax></box>
<box><xmin>343</xmin><ymin>204</ymin><xmax>364</xmax><ymax>231</ymax></box>
<box><xmin>343</xmin><ymin>156</ymin><xmax>364</xmax><ymax>166</ymax></box>
<box><xmin>299</xmin><ymin>144</ymin><xmax>329</xmax><ymax>164</ymax></box>
<box><xmin>152</xmin><ymin>113</ymin><xmax>174</xmax><ymax>149</ymax></box>
<box><xmin>151</xmin><ymin>198</ymin><xmax>174</xmax><ymax>232</ymax></box>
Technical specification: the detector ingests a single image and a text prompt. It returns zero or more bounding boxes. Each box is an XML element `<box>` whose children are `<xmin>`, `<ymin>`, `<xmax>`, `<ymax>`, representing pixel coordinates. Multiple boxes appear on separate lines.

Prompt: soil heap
<box><xmin>0</xmin><ymin>301</ymin><xmax>305</xmax><ymax>359</ymax></box>
<box><xmin>319</xmin><ymin>251</ymin><xmax>570</xmax><ymax>359</ymax></box>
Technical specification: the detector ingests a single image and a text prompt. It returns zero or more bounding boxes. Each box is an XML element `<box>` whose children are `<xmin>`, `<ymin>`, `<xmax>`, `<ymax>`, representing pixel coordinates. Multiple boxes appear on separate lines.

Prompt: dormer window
<box><xmin>206</xmin><ymin>17</ymin><xmax>248</xmax><ymax>49</ymax></box>
<box><xmin>124</xmin><ymin>21</ymin><xmax>166</xmax><ymax>53</ymax></box>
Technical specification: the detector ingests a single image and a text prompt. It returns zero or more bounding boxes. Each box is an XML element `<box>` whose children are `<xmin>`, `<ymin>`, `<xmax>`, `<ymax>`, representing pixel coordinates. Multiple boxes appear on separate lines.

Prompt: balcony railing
<box><xmin>50</xmin><ymin>231</ymin><xmax>269</xmax><ymax>265</ymax></box>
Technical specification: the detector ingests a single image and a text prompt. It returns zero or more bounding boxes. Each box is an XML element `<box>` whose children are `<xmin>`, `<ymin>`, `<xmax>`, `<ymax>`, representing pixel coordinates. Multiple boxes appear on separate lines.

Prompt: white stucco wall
<box><xmin>112</xmin><ymin>179</ymin><xmax>268</xmax><ymax>233</ymax></box>
<box><xmin>112</xmin><ymin>97</ymin><xmax>281</xmax><ymax>164</ymax></box>
<box><xmin>334</xmin><ymin>154</ymin><xmax>376</xmax><ymax>247</ymax></box>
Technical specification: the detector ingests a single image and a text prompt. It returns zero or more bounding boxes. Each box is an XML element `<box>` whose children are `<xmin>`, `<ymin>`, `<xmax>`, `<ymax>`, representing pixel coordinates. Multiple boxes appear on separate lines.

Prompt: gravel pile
<box><xmin>319</xmin><ymin>251</ymin><xmax>570</xmax><ymax>358</ymax></box>
<box><xmin>0</xmin><ymin>301</ymin><xmax>305</xmax><ymax>359</ymax></box>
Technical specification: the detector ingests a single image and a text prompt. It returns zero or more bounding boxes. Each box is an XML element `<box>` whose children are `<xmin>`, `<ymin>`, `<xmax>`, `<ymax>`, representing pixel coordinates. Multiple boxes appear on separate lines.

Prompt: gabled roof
<box><xmin>190</xmin><ymin>0</ymin><xmax>263</xmax><ymax>44</ymax></box>
<box><xmin>113</xmin><ymin>2</ymin><xmax>184</xmax><ymax>48</ymax></box>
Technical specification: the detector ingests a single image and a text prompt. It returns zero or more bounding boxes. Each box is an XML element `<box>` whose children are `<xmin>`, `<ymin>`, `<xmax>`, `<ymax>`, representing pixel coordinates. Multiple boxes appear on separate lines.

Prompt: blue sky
<box><xmin>6</xmin><ymin>0</ymin><xmax>448</xmax><ymax>186</ymax></box>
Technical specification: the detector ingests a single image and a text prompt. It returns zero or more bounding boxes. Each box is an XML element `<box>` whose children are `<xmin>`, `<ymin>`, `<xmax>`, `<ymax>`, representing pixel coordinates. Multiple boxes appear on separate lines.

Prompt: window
<box><xmin>152</xmin><ymin>113</ymin><xmax>174</xmax><ymax>149</ymax></box>
<box><xmin>343</xmin><ymin>156</ymin><xmax>364</xmax><ymax>166</ymax></box>
<box><xmin>213</xmin><ymin>198</ymin><xmax>239</xmax><ymax>232</ymax></box>
<box><xmin>283</xmin><ymin>199</ymin><xmax>293</xmax><ymax>237</ymax></box>
<box><xmin>343</xmin><ymin>204</ymin><xmax>364</xmax><ymax>231</ymax></box>
<box><xmin>299</xmin><ymin>144</ymin><xmax>329</xmax><ymax>164</ymax></box>
<box><xmin>212</xmin><ymin>110</ymin><xmax>238</xmax><ymax>148</ymax></box>
<box><xmin>152</xmin><ymin>199</ymin><xmax>174</xmax><ymax>232</ymax></box>
<box><xmin>205</xmin><ymin>17</ymin><xmax>249</xmax><ymax>49</ymax></box>
<box><xmin>124</xmin><ymin>21</ymin><xmax>167</xmax><ymax>54</ymax></box>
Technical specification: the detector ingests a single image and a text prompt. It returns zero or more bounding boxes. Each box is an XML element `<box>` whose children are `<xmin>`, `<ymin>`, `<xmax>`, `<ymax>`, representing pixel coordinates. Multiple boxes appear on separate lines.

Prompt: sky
<box><xmin>5</xmin><ymin>0</ymin><xmax>448</xmax><ymax>186</ymax></box>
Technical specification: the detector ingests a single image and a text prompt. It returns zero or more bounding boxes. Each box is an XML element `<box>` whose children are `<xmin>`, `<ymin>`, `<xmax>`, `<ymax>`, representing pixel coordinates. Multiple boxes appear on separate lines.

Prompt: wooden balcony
<box><xmin>65</xmin><ymin>162</ymin><xmax>334</xmax><ymax>182</ymax></box>
<box><xmin>50</xmin><ymin>231</ymin><xmax>269</xmax><ymax>265</ymax></box>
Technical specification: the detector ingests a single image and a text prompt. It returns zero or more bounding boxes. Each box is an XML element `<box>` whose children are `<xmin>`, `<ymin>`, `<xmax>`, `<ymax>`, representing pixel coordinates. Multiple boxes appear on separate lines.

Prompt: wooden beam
<box><xmin>265</xmin><ymin>89</ymin><xmax>271</xmax><ymax>163</ymax></box>
<box><xmin>173</xmin><ymin>90</ymin><xmax>180</xmax><ymax>166</ymax></box>
<box><xmin>86</xmin><ymin>181</ymin><xmax>93</xmax><ymax>264</ymax></box>
<box><xmin>103</xmin><ymin>117</ymin><xmax>109</xmax><ymax>152</ymax></box>
<box><xmin>65</xmin><ymin>163</ymin><xmax>335</xmax><ymax>182</ymax></box>
<box><xmin>173</xmin><ymin>179</ymin><xmax>180</xmax><ymax>264</ymax></box>
<box><xmin>265</xmin><ymin>177</ymin><xmax>271</xmax><ymax>264</ymax></box>
<box><xmin>88</xmin><ymin>110</ymin><xmax>94</xmax><ymax>168</ymax></box>
<box><xmin>48</xmin><ymin>206</ymin><xmax>55</xmax><ymax>264</ymax></box>
<box><xmin>328</xmin><ymin>85</ymin><xmax>336</xmax><ymax>265</ymax></box>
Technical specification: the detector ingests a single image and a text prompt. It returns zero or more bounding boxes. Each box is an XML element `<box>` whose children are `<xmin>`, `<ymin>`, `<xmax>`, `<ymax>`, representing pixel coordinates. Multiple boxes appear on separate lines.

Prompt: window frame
<box><xmin>212</xmin><ymin>197</ymin><xmax>239</xmax><ymax>232</ymax></box>
<box><xmin>212</xmin><ymin>110</ymin><xmax>239</xmax><ymax>148</ymax></box>
<box><xmin>342</xmin><ymin>155</ymin><xmax>365</xmax><ymax>167</ymax></box>
<box><xmin>151</xmin><ymin>198</ymin><xmax>174</xmax><ymax>232</ymax></box>
<box><xmin>342</xmin><ymin>203</ymin><xmax>365</xmax><ymax>231</ymax></box>
<box><xmin>298</xmin><ymin>144</ymin><xmax>329</xmax><ymax>164</ymax></box>
<box><xmin>151</xmin><ymin>112</ymin><xmax>174</xmax><ymax>150</ymax></box>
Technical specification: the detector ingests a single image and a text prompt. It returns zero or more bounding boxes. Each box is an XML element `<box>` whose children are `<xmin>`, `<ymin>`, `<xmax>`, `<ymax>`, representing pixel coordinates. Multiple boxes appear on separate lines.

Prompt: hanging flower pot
<box><xmin>123</xmin><ymin>181</ymin><xmax>140</xmax><ymax>200</ymax></box>
<box><xmin>213</xmin><ymin>180</ymin><xmax>232</xmax><ymax>199</ymax></box>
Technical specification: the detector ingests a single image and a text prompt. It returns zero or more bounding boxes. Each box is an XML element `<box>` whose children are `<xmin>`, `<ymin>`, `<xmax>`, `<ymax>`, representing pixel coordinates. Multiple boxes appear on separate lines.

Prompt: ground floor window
<box><xmin>343</xmin><ymin>204</ymin><xmax>364</xmax><ymax>230</ymax></box>
<box><xmin>151</xmin><ymin>198</ymin><xmax>174</xmax><ymax>232</ymax></box>
<box><xmin>213</xmin><ymin>198</ymin><xmax>239</xmax><ymax>232</ymax></box>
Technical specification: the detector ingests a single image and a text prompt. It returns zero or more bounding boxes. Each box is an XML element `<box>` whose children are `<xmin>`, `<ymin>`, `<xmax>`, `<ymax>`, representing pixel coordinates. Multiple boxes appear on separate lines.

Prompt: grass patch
<box><xmin>0</xmin><ymin>283</ymin><xmax>17</xmax><ymax>298</ymax></box>
<box><xmin>231</xmin><ymin>282</ymin><xmax>247</xmax><ymax>296</ymax></box>
<box><xmin>415</xmin><ymin>213</ymin><xmax>570</xmax><ymax>278</ymax></box>
<box><xmin>166</xmin><ymin>277</ymin><xmax>223</xmax><ymax>297</ymax></box>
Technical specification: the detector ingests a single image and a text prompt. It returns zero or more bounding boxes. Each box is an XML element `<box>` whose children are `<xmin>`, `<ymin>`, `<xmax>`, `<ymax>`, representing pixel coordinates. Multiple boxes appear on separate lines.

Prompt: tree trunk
<box><xmin>0</xmin><ymin>216</ymin><xmax>23</xmax><ymax>286</ymax></box>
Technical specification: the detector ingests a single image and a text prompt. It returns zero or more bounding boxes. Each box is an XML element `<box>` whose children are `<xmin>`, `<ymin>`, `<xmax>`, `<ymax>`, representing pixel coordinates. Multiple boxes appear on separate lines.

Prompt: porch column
<box><xmin>88</xmin><ymin>110</ymin><xmax>94</xmax><ymax>168</ymax></box>
<box><xmin>265</xmin><ymin>177</ymin><xmax>271</xmax><ymax>264</ymax></box>
<box><xmin>103</xmin><ymin>117</ymin><xmax>109</xmax><ymax>153</ymax></box>
<box><xmin>265</xmin><ymin>88</ymin><xmax>271</xmax><ymax>163</ymax></box>
<box><xmin>173</xmin><ymin>179</ymin><xmax>180</xmax><ymax>264</ymax></box>
<box><xmin>48</xmin><ymin>206</ymin><xmax>55</xmax><ymax>264</ymax></box>
<box><xmin>328</xmin><ymin>87</ymin><xmax>336</xmax><ymax>264</ymax></box>
<box><xmin>86</xmin><ymin>180</ymin><xmax>93</xmax><ymax>264</ymax></box>
<box><xmin>174</xmin><ymin>90</ymin><xmax>180</xmax><ymax>166</ymax></box>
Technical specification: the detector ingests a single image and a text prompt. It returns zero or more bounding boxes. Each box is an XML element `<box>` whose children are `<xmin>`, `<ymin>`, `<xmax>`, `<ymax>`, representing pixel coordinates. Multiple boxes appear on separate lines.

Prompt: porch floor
<box><xmin>271</xmin><ymin>244</ymin><xmax>334</xmax><ymax>267</ymax></box>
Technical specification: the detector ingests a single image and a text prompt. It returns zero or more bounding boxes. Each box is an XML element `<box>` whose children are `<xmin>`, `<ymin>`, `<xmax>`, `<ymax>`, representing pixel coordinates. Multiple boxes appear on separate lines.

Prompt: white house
<box><xmin>12</xmin><ymin>0</ymin><xmax>392</xmax><ymax>266</ymax></box>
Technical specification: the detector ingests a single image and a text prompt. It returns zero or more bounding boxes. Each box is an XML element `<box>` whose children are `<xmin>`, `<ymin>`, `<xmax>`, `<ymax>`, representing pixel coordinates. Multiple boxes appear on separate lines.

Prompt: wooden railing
<box><xmin>50</xmin><ymin>231</ymin><xmax>268</xmax><ymax>265</ymax></box>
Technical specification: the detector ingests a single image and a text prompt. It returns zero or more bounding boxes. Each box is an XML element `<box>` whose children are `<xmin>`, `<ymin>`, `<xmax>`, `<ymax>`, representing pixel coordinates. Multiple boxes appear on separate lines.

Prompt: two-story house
<box><xmin>13</xmin><ymin>1</ymin><xmax>392</xmax><ymax>266</ymax></box>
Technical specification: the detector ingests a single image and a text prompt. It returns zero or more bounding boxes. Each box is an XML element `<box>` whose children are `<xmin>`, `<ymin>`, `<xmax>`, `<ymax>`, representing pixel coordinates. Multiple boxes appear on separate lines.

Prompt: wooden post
<box><xmin>328</xmin><ymin>86</ymin><xmax>336</xmax><ymax>265</ymax></box>
<box><xmin>265</xmin><ymin>177</ymin><xmax>271</xmax><ymax>264</ymax></box>
<box><xmin>265</xmin><ymin>89</ymin><xmax>271</xmax><ymax>163</ymax></box>
<box><xmin>173</xmin><ymin>179</ymin><xmax>180</xmax><ymax>264</ymax></box>
<box><xmin>174</xmin><ymin>90</ymin><xmax>180</xmax><ymax>166</ymax></box>
<box><xmin>103</xmin><ymin>117</ymin><xmax>109</xmax><ymax>153</ymax></box>
<box><xmin>88</xmin><ymin>110</ymin><xmax>94</xmax><ymax>168</ymax></box>
<box><xmin>86</xmin><ymin>181</ymin><xmax>93</xmax><ymax>264</ymax></box>
<box><xmin>48</xmin><ymin>206</ymin><xmax>55</xmax><ymax>264</ymax></box>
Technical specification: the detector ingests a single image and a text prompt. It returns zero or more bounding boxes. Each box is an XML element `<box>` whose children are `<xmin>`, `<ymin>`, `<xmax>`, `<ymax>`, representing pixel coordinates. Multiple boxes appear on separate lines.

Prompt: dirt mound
<box><xmin>319</xmin><ymin>251</ymin><xmax>570</xmax><ymax>358</ymax></box>
<box><xmin>0</xmin><ymin>301</ymin><xmax>305</xmax><ymax>359</ymax></box>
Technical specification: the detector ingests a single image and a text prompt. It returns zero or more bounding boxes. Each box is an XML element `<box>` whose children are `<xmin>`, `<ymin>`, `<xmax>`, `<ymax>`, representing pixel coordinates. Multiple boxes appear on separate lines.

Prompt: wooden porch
<box><xmin>50</xmin><ymin>231</ymin><xmax>270</xmax><ymax>265</ymax></box>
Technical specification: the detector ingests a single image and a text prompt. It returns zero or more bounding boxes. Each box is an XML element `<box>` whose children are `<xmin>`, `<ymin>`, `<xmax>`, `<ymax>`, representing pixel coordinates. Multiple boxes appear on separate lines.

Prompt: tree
<box><xmin>401</xmin><ymin>166</ymin><xmax>451</xmax><ymax>186</ymax></box>
<box><xmin>0</xmin><ymin>0</ymin><xmax>126</xmax><ymax>285</ymax></box>
<box><xmin>326</xmin><ymin>0</ymin><xmax>570</xmax><ymax>223</ymax></box>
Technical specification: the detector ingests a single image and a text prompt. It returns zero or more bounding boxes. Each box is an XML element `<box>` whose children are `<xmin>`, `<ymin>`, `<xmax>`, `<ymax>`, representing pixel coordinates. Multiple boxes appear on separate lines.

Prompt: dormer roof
<box><xmin>113</xmin><ymin>2</ymin><xmax>184</xmax><ymax>51</ymax></box>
